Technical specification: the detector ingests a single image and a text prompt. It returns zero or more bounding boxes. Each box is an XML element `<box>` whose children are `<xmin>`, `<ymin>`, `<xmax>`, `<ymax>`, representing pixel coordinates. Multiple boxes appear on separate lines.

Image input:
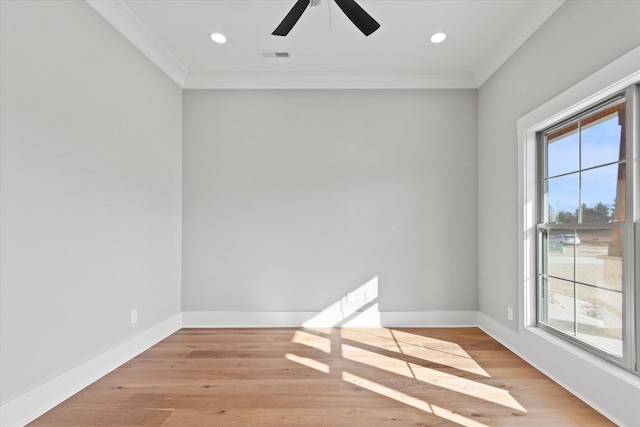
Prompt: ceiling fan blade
<box><xmin>334</xmin><ymin>0</ymin><xmax>380</xmax><ymax>36</ymax></box>
<box><xmin>272</xmin><ymin>0</ymin><xmax>310</xmax><ymax>36</ymax></box>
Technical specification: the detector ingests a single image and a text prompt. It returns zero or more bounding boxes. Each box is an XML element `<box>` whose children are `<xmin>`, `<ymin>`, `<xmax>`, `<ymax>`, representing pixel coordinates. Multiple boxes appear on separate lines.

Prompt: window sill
<box><xmin>525</xmin><ymin>324</ymin><xmax>640</xmax><ymax>387</ymax></box>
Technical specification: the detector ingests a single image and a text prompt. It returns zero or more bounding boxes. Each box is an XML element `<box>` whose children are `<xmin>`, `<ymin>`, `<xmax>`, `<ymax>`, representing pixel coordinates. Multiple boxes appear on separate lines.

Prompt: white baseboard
<box><xmin>181</xmin><ymin>310</ymin><xmax>479</xmax><ymax>328</ymax></box>
<box><xmin>380</xmin><ymin>310</ymin><xmax>478</xmax><ymax>327</ymax></box>
<box><xmin>0</xmin><ymin>314</ymin><xmax>182</xmax><ymax>427</ymax></box>
<box><xmin>478</xmin><ymin>312</ymin><xmax>640</xmax><ymax>427</ymax></box>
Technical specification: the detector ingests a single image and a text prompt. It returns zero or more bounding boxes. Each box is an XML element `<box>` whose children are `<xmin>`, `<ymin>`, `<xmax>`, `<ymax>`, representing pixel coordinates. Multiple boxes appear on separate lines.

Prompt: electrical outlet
<box><xmin>507</xmin><ymin>306</ymin><xmax>513</xmax><ymax>321</ymax></box>
<box><xmin>345</xmin><ymin>292</ymin><xmax>355</xmax><ymax>303</ymax></box>
<box><xmin>131</xmin><ymin>309</ymin><xmax>138</xmax><ymax>325</ymax></box>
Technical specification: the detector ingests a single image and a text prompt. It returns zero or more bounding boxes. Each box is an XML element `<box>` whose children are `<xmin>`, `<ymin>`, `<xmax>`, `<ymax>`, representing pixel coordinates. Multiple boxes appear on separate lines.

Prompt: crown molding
<box><xmin>183</xmin><ymin>71</ymin><xmax>478</xmax><ymax>89</ymax></box>
<box><xmin>474</xmin><ymin>0</ymin><xmax>565</xmax><ymax>87</ymax></box>
<box><xmin>85</xmin><ymin>0</ymin><xmax>188</xmax><ymax>87</ymax></box>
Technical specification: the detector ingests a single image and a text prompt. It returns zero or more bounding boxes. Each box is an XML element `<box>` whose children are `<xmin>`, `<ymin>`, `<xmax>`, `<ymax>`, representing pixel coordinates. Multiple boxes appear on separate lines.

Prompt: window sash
<box><xmin>535</xmin><ymin>85</ymin><xmax>638</xmax><ymax>374</ymax></box>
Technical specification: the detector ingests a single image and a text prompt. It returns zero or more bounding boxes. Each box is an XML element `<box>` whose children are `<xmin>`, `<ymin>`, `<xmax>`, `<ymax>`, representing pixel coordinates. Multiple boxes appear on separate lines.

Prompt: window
<box><xmin>536</xmin><ymin>86</ymin><xmax>637</xmax><ymax>371</ymax></box>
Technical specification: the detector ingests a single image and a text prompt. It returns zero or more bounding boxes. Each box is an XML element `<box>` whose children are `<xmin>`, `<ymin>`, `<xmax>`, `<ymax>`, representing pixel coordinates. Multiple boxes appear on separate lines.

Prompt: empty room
<box><xmin>1</xmin><ymin>0</ymin><xmax>640</xmax><ymax>425</ymax></box>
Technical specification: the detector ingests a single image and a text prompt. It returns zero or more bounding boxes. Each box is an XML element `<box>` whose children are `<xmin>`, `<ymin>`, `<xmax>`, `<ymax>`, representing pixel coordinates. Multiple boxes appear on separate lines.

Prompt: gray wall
<box><xmin>0</xmin><ymin>1</ymin><xmax>182</xmax><ymax>403</ymax></box>
<box><xmin>183</xmin><ymin>89</ymin><xmax>478</xmax><ymax>313</ymax></box>
<box><xmin>478</xmin><ymin>0</ymin><xmax>640</xmax><ymax>329</ymax></box>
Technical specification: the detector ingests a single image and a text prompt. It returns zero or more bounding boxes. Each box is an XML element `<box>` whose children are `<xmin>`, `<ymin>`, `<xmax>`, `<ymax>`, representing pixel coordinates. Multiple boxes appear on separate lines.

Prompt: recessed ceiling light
<box><xmin>210</xmin><ymin>33</ymin><xmax>227</xmax><ymax>44</ymax></box>
<box><xmin>430</xmin><ymin>32</ymin><xmax>447</xmax><ymax>44</ymax></box>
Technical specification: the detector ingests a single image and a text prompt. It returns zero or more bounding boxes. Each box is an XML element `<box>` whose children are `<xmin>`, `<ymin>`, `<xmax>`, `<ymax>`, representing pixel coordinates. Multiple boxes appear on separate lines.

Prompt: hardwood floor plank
<box><xmin>27</xmin><ymin>407</ymin><xmax>172</xmax><ymax>427</ymax></box>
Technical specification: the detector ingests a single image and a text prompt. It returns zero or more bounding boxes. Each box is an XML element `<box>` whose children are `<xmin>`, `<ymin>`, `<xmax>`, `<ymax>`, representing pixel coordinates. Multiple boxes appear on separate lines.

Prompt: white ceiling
<box><xmin>86</xmin><ymin>0</ymin><xmax>565</xmax><ymax>89</ymax></box>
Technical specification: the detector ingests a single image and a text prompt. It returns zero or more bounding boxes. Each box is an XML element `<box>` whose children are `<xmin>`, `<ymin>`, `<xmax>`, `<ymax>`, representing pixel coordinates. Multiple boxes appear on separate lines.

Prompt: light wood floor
<box><xmin>30</xmin><ymin>327</ymin><xmax>613</xmax><ymax>426</ymax></box>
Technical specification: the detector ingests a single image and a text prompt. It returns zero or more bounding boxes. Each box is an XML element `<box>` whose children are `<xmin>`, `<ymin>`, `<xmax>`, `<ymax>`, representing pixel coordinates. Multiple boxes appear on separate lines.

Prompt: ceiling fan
<box><xmin>272</xmin><ymin>0</ymin><xmax>380</xmax><ymax>37</ymax></box>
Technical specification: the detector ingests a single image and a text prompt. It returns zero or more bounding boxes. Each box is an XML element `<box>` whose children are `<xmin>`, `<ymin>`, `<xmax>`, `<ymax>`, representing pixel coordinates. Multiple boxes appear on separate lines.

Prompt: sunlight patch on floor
<box><xmin>341</xmin><ymin>344</ymin><xmax>526</xmax><ymax>412</ymax></box>
<box><xmin>342</xmin><ymin>371</ymin><xmax>491</xmax><ymax>427</ymax></box>
<box><xmin>285</xmin><ymin>353</ymin><xmax>331</xmax><ymax>374</ymax></box>
<box><xmin>340</xmin><ymin>329</ymin><xmax>490</xmax><ymax>377</ymax></box>
<box><xmin>291</xmin><ymin>330</ymin><xmax>332</xmax><ymax>353</ymax></box>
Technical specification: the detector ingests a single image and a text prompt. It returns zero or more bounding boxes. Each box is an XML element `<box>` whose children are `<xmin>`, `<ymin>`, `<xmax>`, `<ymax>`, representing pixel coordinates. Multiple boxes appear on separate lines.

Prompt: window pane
<box><xmin>547</xmin><ymin>128</ymin><xmax>579</xmax><ymax>177</ymax></box>
<box><xmin>581</xmin><ymin>112</ymin><xmax>624</xmax><ymax>170</ymax></box>
<box><xmin>541</xmin><ymin>277</ymin><xmax>575</xmax><ymax>335</ymax></box>
<box><xmin>547</xmin><ymin>229</ymin><xmax>574</xmax><ymax>281</ymax></box>
<box><xmin>581</xmin><ymin>163</ymin><xmax>623</xmax><ymax>223</ymax></box>
<box><xmin>548</xmin><ymin>173</ymin><xmax>578</xmax><ymax>223</ymax></box>
<box><xmin>576</xmin><ymin>283</ymin><xmax>622</xmax><ymax>356</ymax></box>
<box><xmin>575</xmin><ymin>229</ymin><xmax>622</xmax><ymax>291</ymax></box>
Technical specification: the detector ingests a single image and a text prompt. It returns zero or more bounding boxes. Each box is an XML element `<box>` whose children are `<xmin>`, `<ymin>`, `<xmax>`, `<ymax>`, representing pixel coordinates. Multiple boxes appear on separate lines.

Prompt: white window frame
<box><xmin>537</xmin><ymin>90</ymin><xmax>632</xmax><ymax>366</ymax></box>
<box><xmin>518</xmin><ymin>48</ymin><xmax>640</xmax><ymax>375</ymax></box>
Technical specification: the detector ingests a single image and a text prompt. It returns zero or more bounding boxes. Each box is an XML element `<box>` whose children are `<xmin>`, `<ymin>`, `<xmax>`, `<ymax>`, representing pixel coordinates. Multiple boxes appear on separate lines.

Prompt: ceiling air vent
<box><xmin>258</xmin><ymin>51</ymin><xmax>291</xmax><ymax>59</ymax></box>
